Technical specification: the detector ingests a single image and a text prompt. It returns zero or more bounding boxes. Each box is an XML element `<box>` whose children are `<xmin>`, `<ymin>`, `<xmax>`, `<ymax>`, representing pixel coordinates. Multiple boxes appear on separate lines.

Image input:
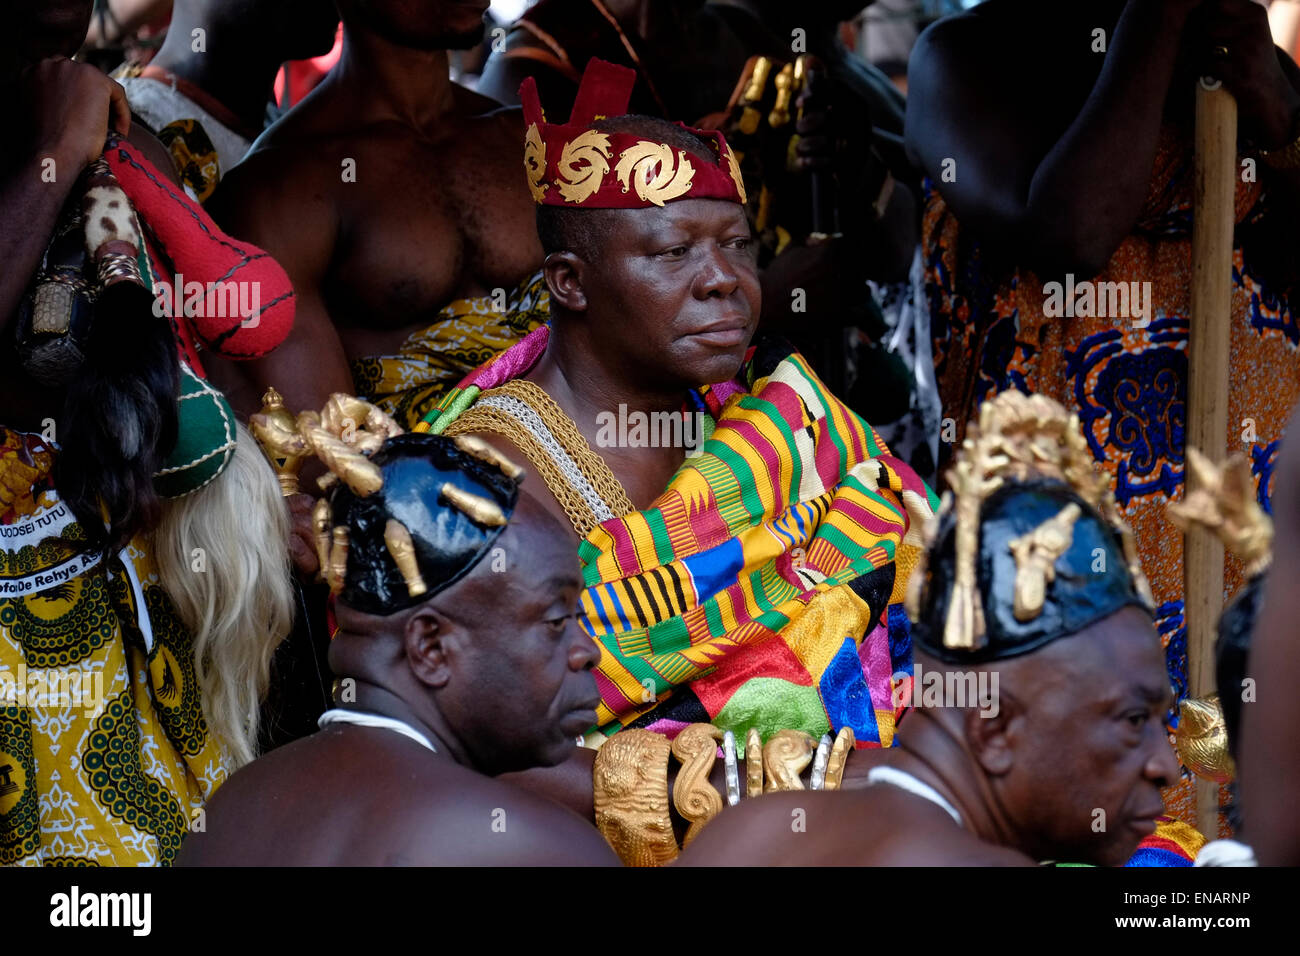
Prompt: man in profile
<box><xmin>177</xmin><ymin>411</ymin><xmax>618</xmax><ymax>866</ymax></box>
<box><xmin>681</xmin><ymin>391</ymin><xmax>1189</xmax><ymax>866</ymax></box>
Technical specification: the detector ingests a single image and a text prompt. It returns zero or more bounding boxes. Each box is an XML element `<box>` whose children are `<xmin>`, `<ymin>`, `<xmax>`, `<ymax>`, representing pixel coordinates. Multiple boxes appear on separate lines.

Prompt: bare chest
<box><xmin>327</xmin><ymin>136</ymin><xmax>542</xmax><ymax>334</ymax></box>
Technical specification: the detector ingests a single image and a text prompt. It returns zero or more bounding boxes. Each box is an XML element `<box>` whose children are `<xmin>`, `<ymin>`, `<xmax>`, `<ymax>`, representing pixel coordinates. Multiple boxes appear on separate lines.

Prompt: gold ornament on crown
<box><xmin>722</xmin><ymin>141</ymin><xmax>748</xmax><ymax>205</ymax></box>
<box><xmin>615</xmin><ymin>141</ymin><xmax>696</xmax><ymax>207</ymax></box>
<box><xmin>453</xmin><ymin>434</ymin><xmax>526</xmax><ymax>480</ymax></box>
<box><xmin>906</xmin><ymin>390</ymin><xmax>1153</xmax><ymax>652</ymax></box>
<box><xmin>523</xmin><ymin>122</ymin><xmax>549</xmax><ymax>203</ymax></box>
<box><xmin>384</xmin><ymin>518</ymin><xmax>427</xmax><ymax>599</ymax></box>
<box><xmin>251</xmin><ymin>391</ymin><xmax>401</xmax><ymax>504</ymax></box>
<box><xmin>557</xmin><ymin>130</ymin><xmax>613</xmax><ymax>204</ymax></box>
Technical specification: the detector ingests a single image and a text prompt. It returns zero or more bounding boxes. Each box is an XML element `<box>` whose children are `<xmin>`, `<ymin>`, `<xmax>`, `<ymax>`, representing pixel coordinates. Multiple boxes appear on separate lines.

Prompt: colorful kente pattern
<box><xmin>1126</xmin><ymin>818</ymin><xmax>1206</xmax><ymax>867</ymax></box>
<box><xmin>425</xmin><ymin>330</ymin><xmax>938</xmax><ymax>744</ymax></box>
<box><xmin>1</xmin><ymin>428</ymin><xmax>227</xmax><ymax>866</ymax></box>
<box><xmin>352</xmin><ymin>271</ymin><xmax>551</xmax><ymax>430</ymax></box>
<box><xmin>923</xmin><ymin>122</ymin><xmax>1297</xmax><ymax>829</ymax></box>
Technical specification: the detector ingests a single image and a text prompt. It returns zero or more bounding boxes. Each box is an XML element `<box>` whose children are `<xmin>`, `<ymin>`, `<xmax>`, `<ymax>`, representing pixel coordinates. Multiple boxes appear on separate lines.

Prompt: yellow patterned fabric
<box><xmin>351</xmin><ymin>271</ymin><xmax>551</xmax><ymax>430</ymax></box>
<box><xmin>1</xmin><ymin>428</ymin><xmax>227</xmax><ymax>866</ymax></box>
<box><xmin>155</xmin><ymin>118</ymin><xmax>222</xmax><ymax>204</ymax></box>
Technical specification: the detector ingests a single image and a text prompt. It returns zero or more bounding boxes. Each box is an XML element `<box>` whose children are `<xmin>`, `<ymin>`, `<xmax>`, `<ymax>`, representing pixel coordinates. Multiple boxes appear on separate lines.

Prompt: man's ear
<box><xmin>543</xmin><ymin>251</ymin><xmax>588</xmax><ymax>313</ymax></box>
<box><xmin>965</xmin><ymin>681</ymin><xmax>1022</xmax><ymax>777</ymax></box>
<box><xmin>404</xmin><ymin>607</ymin><xmax>453</xmax><ymax>689</ymax></box>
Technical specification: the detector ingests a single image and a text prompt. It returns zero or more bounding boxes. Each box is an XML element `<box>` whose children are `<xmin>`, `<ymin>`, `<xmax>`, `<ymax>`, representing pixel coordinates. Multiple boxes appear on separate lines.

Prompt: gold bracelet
<box><xmin>593</xmin><ymin>729</ymin><xmax>679</xmax><ymax>867</ymax></box>
<box><xmin>593</xmin><ymin>724</ymin><xmax>860</xmax><ymax>864</ymax></box>
<box><xmin>670</xmin><ymin>724</ymin><xmax>724</xmax><ymax>848</ymax></box>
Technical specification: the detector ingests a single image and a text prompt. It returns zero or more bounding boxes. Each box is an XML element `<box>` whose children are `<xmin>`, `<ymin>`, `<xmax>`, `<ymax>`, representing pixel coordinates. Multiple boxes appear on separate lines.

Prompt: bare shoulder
<box><xmin>911</xmin><ymin>0</ymin><xmax>1064</xmax><ymax>73</ymax></box>
<box><xmin>461</xmin><ymin>96</ymin><xmax>527</xmax><ymax>155</ymax></box>
<box><xmin>183</xmin><ymin>732</ymin><xmax>617</xmax><ymax>866</ymax></box>
<box><xmin>399</xmin><ymin>771</ymin><xmax>620</xmax><ymax>866</ymax></box>
<box><xmin>911</xmin><ymin>3</ymin><xmax>992</xmax><ymax>65</ymax></box>
<box><xmin>213</xmin><ymin>83</ymin><xmax>366</xmax><ymax>214</ymax></box>
<box><xmin>679</xmin><ymin>787</ymin><xmax>1036</xmax><ymax>866</ymax></box>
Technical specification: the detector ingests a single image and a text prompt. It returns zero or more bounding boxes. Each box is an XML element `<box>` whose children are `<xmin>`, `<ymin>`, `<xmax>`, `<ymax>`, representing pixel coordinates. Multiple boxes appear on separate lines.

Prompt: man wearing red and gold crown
<box><xmin>417</xmin><ymin>59</ymin><xmax>938</xmax><ymax>862</ymax></box>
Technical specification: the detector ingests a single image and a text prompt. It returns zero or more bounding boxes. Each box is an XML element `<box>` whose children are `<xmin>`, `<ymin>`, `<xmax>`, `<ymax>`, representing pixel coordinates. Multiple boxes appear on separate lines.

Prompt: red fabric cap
<box><xmin>104</xmin><ymin>139</ymin><xmax>295</xmax><ymax>377</ymax></box>
<box><xmin>519</xmin><ymin>58</ymin><xmax>747</xmax><ymax>209</ymax></box>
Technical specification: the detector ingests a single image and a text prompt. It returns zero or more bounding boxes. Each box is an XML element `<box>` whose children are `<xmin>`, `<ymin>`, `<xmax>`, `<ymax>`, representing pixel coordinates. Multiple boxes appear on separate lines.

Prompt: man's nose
<box><xmin>568</xmin><ymin>620</ymin><xmax>601</xmax><ymax>671</ymax></box>
<box><xmin>693</xmin><ymin>243</ymin><xmax>740</xmax><ymax>299</ymax></box>
<box><xmin>1145</xmin><ymin>734</ymin><xmax>1181</xmax><ymax>788</ymax></box>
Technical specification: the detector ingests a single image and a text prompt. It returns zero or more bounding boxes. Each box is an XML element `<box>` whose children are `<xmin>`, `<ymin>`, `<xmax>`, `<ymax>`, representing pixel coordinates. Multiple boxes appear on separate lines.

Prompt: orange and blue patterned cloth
<box><xmin>423</xmin><ymin>330</ymin><xmax>937</xmax><ymax>744</ymax></box>
<box><xmin>923</xmin><ymin>121</ymin><xmax>1298</xmax><ymax>826</ymax></box>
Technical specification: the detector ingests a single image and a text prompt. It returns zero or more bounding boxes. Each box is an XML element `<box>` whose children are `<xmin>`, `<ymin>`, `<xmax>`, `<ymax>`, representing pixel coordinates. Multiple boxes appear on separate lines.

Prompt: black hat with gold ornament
<box><xmin>906</xmin><ymin>390</ymin><xmax>1155</xmax><ymax>664</ymax></box>
<box><xmin>252</xmin><ymin>392</ymin><xmax>524</xmax><ymax>615</ymax></box>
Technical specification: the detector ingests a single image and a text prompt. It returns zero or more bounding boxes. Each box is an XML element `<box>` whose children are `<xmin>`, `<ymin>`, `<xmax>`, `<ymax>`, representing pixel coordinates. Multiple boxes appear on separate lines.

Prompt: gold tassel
<box><xmin>453</xmin><ymin>434</ymin><xmax>525</xmax><ymax>480</ymax></box>
<box><xmin>440</xmin><ymin>483</ymin><xmax>507</xmax><ymax>527</ymax></box>
<box><xmin>312</xmin><ymin>498</ymin><xmax>332</xmax><ymax>582</ymax></box>
<box><xmin>384</xmin><ymin>518</ymin><xmax>428</xmax><ymax>598</ymax></box>
<box><xmin>326</xmin><ymin>526</ymin><xmax>349</xmax><ymax>594</ymax></box>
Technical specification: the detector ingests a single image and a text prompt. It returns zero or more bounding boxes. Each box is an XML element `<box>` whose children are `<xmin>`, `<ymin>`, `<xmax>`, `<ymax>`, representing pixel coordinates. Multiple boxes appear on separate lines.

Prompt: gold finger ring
<box><xmin>1212</xmin><ymin>45</ymin><xmax>1230</xmax><ymax>58</ymax></box>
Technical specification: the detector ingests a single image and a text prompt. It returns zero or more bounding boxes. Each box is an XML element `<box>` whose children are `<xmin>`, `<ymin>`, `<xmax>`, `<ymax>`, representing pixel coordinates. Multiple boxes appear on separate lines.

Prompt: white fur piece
<box><xmin>82</xmin><ymin>184</ymin><xmax>141</xmax><ymax>255</ymax></box>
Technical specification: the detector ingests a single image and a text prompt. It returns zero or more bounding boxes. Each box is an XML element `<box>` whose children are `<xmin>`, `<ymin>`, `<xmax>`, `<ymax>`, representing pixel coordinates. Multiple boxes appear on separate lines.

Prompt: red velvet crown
<box><xmin>520</xmin><ymin>59</ymin><xmax>746</xmax><ymax>209</ymax></box>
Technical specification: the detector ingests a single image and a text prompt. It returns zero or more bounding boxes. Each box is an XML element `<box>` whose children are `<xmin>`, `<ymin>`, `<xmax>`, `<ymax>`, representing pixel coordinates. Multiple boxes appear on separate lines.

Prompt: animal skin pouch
<box><xmin>15</xmin><ymin>155</ymin><xmax>154</xmax><ymax>387</ymax></box>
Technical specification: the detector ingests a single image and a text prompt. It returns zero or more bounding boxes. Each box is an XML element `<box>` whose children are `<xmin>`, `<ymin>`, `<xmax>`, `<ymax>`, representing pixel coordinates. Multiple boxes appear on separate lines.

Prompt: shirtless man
<box><xmin>177</xmin><ymin>428</ymin><xmax>618</xmax><ymax>866</ymax></box>
<box><xmin>682</xmin><ymin>392</ymin><xmax>1181</xmax><ymax>866</ymax></box>
<box><xmin>205</xmin><ymin>0</ymin><xmax>542</xmax><ymax>420</ymax></box>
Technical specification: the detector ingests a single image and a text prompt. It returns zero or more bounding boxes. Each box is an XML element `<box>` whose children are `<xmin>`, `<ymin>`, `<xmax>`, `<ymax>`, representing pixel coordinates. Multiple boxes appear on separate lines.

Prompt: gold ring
<box><xmin>1212</xmin><ymin>45</ymin><xmax>1230</xmax><ymax>58</ymax></box>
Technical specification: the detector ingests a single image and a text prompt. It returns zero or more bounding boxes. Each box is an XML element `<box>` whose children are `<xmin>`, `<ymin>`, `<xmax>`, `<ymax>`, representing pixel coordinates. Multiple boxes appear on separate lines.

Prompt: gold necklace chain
<box><xmin>444</xmin><ymin>379</ymin><xmax>633</xmax><ymax>539</ymax></box>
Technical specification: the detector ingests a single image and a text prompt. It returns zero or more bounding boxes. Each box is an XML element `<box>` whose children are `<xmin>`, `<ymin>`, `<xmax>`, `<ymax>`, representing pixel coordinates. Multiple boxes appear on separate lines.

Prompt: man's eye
<box><xmin>1125</xmin><ymin>711</ymin><xmax>1147</xmax><ymax>728</ymax></box>
<box><xmin>546</xmin><ymin>615</ymin><xmax>570</xmax><ymax>634</ymax></box>
<box><xmin>728</xmin><ymin>236</ymin><xmax>751</xmax><ymax>250</ymax></box>
<box><xmin>657</xmin><ymin>246</ymin><xmax>688</xmax><ymax>258</ymax></box>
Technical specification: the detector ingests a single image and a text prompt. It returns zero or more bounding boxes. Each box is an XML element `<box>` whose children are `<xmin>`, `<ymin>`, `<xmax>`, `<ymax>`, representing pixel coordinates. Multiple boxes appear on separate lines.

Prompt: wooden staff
<box><xmin>1186</xmin><ymin>79</ymin><xmax>1237</xmax><ymax>839</ymax></box>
